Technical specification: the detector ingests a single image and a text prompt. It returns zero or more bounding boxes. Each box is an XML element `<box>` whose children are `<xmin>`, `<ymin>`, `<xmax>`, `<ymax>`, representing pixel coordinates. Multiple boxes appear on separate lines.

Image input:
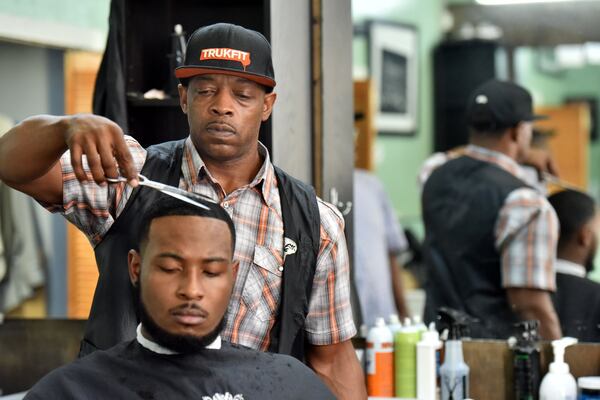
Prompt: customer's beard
<box><xmin>136</xmin><ymin>286</ymin><xmax>225</xmax><ymax>354</ymax></box>
<box><xmin>585</xmin><ymin>250</ymin><xmax>597</xmax><ymax>275</ymax></box>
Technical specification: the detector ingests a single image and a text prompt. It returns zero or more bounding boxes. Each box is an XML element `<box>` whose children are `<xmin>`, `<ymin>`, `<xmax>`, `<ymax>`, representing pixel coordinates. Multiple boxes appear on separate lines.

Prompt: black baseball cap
<box><xmin>175</xmin><ymin>23</ymin><xmax>276</xmax><ymax>89</ymax></box>
<box><xmin>466</xmin><ymin>79</ymin><xmax>547</xmax><ymax>130</ymax></box>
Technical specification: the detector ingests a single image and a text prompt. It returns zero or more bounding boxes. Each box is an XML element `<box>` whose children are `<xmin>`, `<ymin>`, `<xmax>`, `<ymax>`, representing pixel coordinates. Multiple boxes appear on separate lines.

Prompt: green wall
<box><xmin>0</xmin><ymin>0</ymin><xmax>109</xmax><ymax>31</ymax></box>
<box><xmin>353</xmin><ymin>0</ymin><xmax>444</xmax><ymax>233</ymax></box>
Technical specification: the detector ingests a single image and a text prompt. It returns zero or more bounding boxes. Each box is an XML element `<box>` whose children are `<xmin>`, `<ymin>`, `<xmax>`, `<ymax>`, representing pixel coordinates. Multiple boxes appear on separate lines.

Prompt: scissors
<box><xmin>106</xmin><ymin>174</ymin><xmax>213</xmax><ymax>210</ymax></box>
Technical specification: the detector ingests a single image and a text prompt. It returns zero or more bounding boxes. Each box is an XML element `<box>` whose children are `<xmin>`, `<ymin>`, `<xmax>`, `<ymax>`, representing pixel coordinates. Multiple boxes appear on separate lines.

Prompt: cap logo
<box><xmin>200</xmin><ymin>48</ymin><xmax>251</xmax><ymax>71</ymax></box>
<box><xmin>476</xmin><ymin>95</ymin><xmax>488</xmax><ymax>104</ymax></box>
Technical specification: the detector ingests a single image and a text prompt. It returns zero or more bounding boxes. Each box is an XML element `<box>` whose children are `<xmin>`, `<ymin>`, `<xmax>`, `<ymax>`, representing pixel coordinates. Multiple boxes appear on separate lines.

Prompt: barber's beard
<box><xmin>136</xmin><ymin>286</ymin><xmax>225</xmax><ymax>354</ymax></box>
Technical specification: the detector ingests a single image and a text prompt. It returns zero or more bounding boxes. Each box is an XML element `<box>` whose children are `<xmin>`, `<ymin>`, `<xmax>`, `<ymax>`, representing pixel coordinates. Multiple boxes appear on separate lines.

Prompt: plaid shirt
<box><xmin>420</xmin><ymin>145</ymin><xmax>558</xmax><ymax>291</ymax></box>
<box><xmin>49</xmin><ymin>136</ymin><xmax>356</xmax><ymax>350</ymax></box>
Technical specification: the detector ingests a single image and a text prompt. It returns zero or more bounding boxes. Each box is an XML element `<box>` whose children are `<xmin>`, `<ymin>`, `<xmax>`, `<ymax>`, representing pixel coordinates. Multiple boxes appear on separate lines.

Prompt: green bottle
<box><xmin>394</xmin><ymin>318</ymin><xmax>421</xmax><ymax>398</ymax></box>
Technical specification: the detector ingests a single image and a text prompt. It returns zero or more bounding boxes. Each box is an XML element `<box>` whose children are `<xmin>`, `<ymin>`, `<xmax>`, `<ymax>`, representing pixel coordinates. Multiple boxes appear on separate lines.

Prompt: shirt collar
<box><xmin>183</xmin><ymin>137</ymin><xmax>276</xmax><ymax>206</ymax></box>
<box><xmin>464</xmin><ymin>145</ymin><xmax>526</xmax><ymax>180</ymax></box>
<box><xmin>555</xmin><ymin>259</ymin><xmax>587</xmax><ymax>278</ymax></box>
<box><xmin>135</xmin><ymin>323</ymin><xmax>221</xmax><ymax>355</ymax></box>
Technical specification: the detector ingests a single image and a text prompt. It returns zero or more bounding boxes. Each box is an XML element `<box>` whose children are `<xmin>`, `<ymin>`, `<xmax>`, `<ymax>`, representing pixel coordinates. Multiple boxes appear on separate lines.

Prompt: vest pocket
<box><xmin>241</xmin><ymin>245</ymin><xmax>283</xmax><ymax>322</ymax></box>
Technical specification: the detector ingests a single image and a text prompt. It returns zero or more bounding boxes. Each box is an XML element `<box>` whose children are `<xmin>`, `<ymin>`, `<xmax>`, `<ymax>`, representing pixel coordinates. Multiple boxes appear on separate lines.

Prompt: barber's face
<box><xmin>129</xmin><ymin>215</ymin><xmax>238</xmax><ymax>344</ymax></box>
<box><xmin>515</xmin><ymin>121</ymin><xmax>533</xmax><ymax>164</ymax></box>
<box><xmin>178</xmin><ymin>74</ymin><xmax>276</xmax><ymax>163</ymax></box>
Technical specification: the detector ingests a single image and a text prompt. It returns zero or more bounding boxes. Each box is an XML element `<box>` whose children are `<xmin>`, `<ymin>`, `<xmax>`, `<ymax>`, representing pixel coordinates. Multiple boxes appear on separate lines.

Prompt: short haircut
<box><xmin>548</xmin><ymin>189</ymin><xmax>597</xmax><ymax>248</ymax></box>
<box><xmin>137</xmin><ymin>195</ymin><xmax>236</xmax><ymax>255</ymax></box>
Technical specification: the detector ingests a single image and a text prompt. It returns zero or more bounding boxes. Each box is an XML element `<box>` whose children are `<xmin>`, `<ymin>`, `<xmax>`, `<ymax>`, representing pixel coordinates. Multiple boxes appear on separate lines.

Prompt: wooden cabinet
<box><xmin>122</xmin><ymin>0</ymin><xmax>270</xmax><ymax>148</ymax></box>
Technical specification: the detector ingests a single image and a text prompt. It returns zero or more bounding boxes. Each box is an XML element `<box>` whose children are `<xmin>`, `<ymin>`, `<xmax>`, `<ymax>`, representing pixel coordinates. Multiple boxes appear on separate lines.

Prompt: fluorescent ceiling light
<box><xmin>476</xmin><ymin>0</ymin><xmax>575</xmax><ymax>5</ymax></box>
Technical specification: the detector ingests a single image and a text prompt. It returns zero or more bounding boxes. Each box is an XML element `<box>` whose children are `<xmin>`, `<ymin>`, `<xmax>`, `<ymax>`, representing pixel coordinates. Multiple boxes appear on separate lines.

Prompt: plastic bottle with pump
<box><xmin>438</xmin><ymin>307</ymin><xmax>470</xmax><ymax>400</ymax></box>
<box><xmin>509</xmin><ymin>320</ymin><xmax>541</xmax><ymax>400</ymax></box>
<box><xmin>417</xmin><ymin>322</ymin><xmax>442</xmax><ymax>400</ymax></box>
<box><xmin>539</xmin><ymin>337</ymin><xmax>578</xmax><ymax>400</ymax></box>
<box><xmin>366</xmin><ymin>317</ymin><xmax>394</xmax><ymax>397</ymax></box>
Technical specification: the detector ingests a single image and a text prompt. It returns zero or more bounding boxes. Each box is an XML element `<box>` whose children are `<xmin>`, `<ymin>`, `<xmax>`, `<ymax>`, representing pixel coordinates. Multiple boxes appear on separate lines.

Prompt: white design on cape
<box><xmin>202</xmin><ymin>392</ymin><xmax>244</xmax><ymax>400</ymax></box>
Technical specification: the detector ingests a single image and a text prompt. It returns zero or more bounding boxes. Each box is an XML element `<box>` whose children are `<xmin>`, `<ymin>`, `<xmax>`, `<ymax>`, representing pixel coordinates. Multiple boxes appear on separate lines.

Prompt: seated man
<box><xmin>548</xmin><ymin>189</ymin><xmax>600</xmax><ymax>342</ymax></box>
<box><xmin>25</xmin><ymin>197</ymin><xmax>335</xmax><ymax>399</ymax></box>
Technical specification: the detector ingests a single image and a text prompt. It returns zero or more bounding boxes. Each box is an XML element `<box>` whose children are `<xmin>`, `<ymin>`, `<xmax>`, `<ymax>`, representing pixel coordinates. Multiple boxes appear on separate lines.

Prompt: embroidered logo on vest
<box><xmin>202</xmin><ymin>393</ymin><xmax>244</xmax><ymax>400</ymax></box>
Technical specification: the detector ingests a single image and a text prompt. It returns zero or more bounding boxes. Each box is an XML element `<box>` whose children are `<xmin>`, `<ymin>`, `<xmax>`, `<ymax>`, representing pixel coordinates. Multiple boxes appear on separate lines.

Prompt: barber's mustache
<box><xmin>169</xmin><ymin>303</ymin><xmax>208</xmax><ymax>318</ymax></box>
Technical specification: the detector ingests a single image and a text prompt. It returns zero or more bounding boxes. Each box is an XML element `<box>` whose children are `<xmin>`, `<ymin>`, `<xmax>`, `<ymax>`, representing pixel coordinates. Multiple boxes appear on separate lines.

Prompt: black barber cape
<box><xmin>24</xmin><ymin>341</ymin><xmax>335</xmax><ymax>400</ymax></box>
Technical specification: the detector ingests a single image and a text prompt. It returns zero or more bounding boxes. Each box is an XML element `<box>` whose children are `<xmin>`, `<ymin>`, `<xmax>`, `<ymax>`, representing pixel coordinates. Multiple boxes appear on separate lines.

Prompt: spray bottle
<box><xmin>417</xmin><ymin>322</ymin><xmax>442</xmax><ymax>400</ymax></box>
<box><xmin>366</xmin><ymin>317</ymin><xmax>394</xmax><ymax>397</ymax></box>
<box><xmin>509</xmin><ymin>320</ymin><xmax>541</xmax><ymax>400</ymax></box>
<box><xmin>167</xmin><ymin>24</ymin><xmax>187</xmax><ymax>95</ymax></box>
<box><xmin>438</xmin><ymin>307</ymin><xmax>470</xmax><ymax>400</ymax></box>
<box><xmin>395</xmin><ymin>318</ymin><xmax>420</xmax><ymax>398</ymax></box>
<box><xmin>539</xmin><ymin>337</ymin><xmax>578</xmax><ymax>400</ymax></box>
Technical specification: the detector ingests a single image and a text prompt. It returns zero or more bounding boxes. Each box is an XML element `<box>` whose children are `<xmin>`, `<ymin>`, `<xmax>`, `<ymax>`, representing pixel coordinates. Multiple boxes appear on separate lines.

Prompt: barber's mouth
<box><xmin>206</xmin><ymin>123</ymin><xmax>235</xmax><ymax>136</ymax></box>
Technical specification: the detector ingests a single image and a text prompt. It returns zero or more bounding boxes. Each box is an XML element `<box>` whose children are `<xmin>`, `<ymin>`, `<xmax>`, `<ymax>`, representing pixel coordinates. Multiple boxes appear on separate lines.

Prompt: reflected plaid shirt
<box><xmin>48</xmin><ymin>136</ymin><xmax>356</xmax><ymax>350</ymax></box>
<box><xmin>419</xmin><ymin>145</ymin><xmax>559</xmax><ymax>291</ymax></box>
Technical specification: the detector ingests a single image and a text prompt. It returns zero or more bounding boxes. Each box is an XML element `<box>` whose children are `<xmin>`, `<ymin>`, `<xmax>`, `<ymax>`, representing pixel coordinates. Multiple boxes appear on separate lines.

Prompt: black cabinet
<box><xmin>433</xmin><ymin>40</ymin><xmax>498</xmax><ymax>152</ymax></box>
<box><xmin>123</xmin><ymin>0</ymin><xmax>270</xmax><ymax>148</ymax></box>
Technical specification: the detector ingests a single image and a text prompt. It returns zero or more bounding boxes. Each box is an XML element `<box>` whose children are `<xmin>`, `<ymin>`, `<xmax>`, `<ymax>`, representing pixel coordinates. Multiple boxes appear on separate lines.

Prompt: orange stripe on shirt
<box><xmin>327</xmin><ymin>271</ymin><xmax>339</xmax><ymax>342</ymax></box>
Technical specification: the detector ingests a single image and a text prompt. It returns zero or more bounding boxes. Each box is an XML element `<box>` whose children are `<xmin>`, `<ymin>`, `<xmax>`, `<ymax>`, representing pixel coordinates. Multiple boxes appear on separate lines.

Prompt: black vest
<box><xmin>422</xmin><ymin>155</ymin><xmax>527</xmax><ymax>338</ymax></box>
<box><xmin>80</xmin><ymin>140</ymin><xmax>321</xmax><ymax>360</ymax></box>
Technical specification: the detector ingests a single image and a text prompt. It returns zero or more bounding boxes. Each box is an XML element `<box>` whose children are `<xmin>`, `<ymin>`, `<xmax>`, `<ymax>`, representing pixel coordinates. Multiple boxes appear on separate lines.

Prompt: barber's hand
<box><xmin>64</xmin><ymin>114</ymin><xmax>138</xmax><ymax>186</ymax></box>
<box><xmin>523</xmin><ymin>148</ymin><xmax>560</xmax><ymax>177</ymax></box>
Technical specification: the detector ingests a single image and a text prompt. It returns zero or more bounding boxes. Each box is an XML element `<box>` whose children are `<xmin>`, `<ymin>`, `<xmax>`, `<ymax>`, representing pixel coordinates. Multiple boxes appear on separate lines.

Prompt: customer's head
<box><xmin>466</xmin><ymin>79</ymin><xmax>546</xmax><ymax>163</ymax></box>
<box><xmin>548</xmin><ymin>189</ymin><xmax>600</xmax><ymax>273</ymax></box>
<box><xmin>175</xmin><ymin>23</ymin><xmax>277</xmax><ymax>165</ymax></box>
<box><xmin>128</xmin><ymin>196</ymin><xmax>238</xmax><ymax>352</ymax></box>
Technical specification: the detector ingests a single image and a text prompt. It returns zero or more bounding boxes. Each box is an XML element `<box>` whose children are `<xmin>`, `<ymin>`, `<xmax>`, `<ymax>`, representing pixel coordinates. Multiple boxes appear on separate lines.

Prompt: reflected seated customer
<box><xmin>549</xmin><ymin>189</ymin><xmax>600</xmax><ymax>342</ymax></box>
<box><xmin>24</xmin><ymin>197</ymin><xmax>334</xmax><ymax>400</ymax></box>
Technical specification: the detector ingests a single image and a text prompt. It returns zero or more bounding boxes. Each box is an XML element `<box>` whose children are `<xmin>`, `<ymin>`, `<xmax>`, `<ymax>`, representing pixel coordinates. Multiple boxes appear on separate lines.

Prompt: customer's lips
<box><xmin>171</xmin><ymin>306</ymin><xmax>208</xmax><ymax>326</ymax></box>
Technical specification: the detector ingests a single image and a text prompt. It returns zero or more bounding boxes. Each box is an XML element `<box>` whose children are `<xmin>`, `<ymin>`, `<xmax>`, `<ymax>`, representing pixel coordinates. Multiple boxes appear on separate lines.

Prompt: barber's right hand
<box><xmin>64</xmin><ymin>114</ymin><xmax>138</xmax><ymax>186</ymax></box>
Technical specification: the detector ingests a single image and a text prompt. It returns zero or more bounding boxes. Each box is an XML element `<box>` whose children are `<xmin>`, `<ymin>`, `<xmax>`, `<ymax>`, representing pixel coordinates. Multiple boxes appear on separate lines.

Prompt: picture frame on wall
<box><xmin>368</xmin><ymin>20</ymin><xmax>419</xmax><ymax>136</ymax></box>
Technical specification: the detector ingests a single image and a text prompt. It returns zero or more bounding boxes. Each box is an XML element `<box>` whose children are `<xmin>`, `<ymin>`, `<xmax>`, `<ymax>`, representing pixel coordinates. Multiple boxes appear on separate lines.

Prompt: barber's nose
<box><xmin>177</xmin><ymin>270</ymin><xmax>205</xmax><ymax>300</ymax></box>
<box><xmin>210</xmin><ymin>91</ymin><xmax>234</xmax><ymax>117</ymax></box>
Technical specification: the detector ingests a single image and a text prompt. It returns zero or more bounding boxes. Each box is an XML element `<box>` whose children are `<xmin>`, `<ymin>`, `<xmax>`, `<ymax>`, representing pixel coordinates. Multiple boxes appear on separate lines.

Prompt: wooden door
<box><xmin>535</xmin><ymin>103</ymin><xmax>590</xmax><ymax>189</ymax></box>
<box><xmin>354</xmin><ymin>79</ymin><xmax>376</xmax><ymax>171</ymax></box>
<box><xmin>64</xmin><ymin>51</ymin><xmax>102</xmax><ymax>318</ymax></box>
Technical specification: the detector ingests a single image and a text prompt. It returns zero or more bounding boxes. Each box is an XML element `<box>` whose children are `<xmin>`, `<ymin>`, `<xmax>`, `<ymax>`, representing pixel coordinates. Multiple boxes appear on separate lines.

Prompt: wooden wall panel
<box><xmin>64</xmin><ymin>51</ymin><xmax>102</xmax><ymax>318</ymax></box>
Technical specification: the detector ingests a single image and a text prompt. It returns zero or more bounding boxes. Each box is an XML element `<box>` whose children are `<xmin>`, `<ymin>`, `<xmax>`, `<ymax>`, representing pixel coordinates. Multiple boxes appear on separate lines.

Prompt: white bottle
<box><xmin>366</xmin><ymin>317</ymin><xmax>394</xmax><ymax>397</ymax></box>
<box><xmin>413</xmin><ymin>315</ymin><xmax>428</xmax><ymax>334</ymax></box>
<box><xmin>417</xmin><ymin>322</ymin><xmax>442</xmax><ymax>400</ymax></box>
<box><xmin>539</xmin><ymin>337</ymin><xmax>578</xmax><ymax>400</ymax></box>
<box><xmin>388</xmin><ymin>314</ymin><xmax>404</xmax><ymax>335</ymax></box>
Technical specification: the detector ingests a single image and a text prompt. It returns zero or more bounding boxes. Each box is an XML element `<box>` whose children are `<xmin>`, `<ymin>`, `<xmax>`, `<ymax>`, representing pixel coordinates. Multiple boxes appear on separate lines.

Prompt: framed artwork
<box><xmin>368</xmin><ymin>20</ymin><xmax>419</xmax><ymax>136</ymax></box>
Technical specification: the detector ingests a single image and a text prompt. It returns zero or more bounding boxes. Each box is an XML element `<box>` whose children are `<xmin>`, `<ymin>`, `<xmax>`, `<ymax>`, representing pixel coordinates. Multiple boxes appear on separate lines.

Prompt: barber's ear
<box><xmin>231</xmin><ymin>260</ymin><xmax>240</xmax><ymax>280</ymax></box>
<box><xmin>128</xmin><ymin>249</ymin><xmax>142</xmax><ymax>287</ymax></box>
<box><xmin>178</xmin><ymin>84</ymin><xmax>188</xmax><ymax>114</ymax></box>
<box><xmin>508</xmin><ymin>125</ymin><xmax>520</xmax><ymax>143</ymax></box>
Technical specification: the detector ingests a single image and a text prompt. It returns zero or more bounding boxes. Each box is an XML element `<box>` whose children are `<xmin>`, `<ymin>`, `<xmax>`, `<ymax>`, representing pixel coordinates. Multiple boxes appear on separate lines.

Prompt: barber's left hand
<box><xmin>523</xmin><ymin>148</ymin><xmax>560</xmax><ymax>177</ymax></box>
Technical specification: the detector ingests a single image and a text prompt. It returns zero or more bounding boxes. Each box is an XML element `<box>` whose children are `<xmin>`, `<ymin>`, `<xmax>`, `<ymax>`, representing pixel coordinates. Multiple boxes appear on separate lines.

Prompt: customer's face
<box><xmin>129</xmin><ymin>215</ymin><xmax>237</xmax><ymax>344</ymax></box>
<box><xmin>585</xmin><ymin>211</ymin><xmax>600</xmax><ymax>273</ymax></box>
<box><xmin>178</xmin><ymin>74</ymin><xmax>276</xmax><ymax>163</ymax></box>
